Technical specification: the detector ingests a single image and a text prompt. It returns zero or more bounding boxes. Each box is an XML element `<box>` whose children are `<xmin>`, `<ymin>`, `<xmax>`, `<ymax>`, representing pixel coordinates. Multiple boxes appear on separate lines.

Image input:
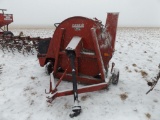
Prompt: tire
<box><xmin>3</xmin><ymin>31</ymin><xmax>14</xmax><ymax>44</ymax></box>
<box><xmin>3</xmin><ymin>31</ymin><xmax>14</xmax><ymax>37</ymax></box>
<box><xmin>45</xmin><ymin>62</ymin><xmax>53</xmax><ymax>75</ymax></box>
<box><xmin>111</xmin><ymin>72</ymin><xmax>119</xmax><ymax>85</ymax></box>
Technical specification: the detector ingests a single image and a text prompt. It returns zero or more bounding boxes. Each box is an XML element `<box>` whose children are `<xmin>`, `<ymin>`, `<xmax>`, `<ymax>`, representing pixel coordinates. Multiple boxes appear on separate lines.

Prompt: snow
<box><xmin>100</xmin><ymin>30</ymin><xmax>112</xmax><ymax>49</ymax></box>
<box><xmin>0</xmin><ymin>27</ymin><xmax>160</xmax><ymax>120</ymax></box>
<box><xmin>81</xmin><ymin>51</ymin><xmax>95</xmax><ymax>55</ymax></box>
<box><xmin>66</xmin><ymin>36</ymin><xmax>81</xmax><ymax>51</ymax></box>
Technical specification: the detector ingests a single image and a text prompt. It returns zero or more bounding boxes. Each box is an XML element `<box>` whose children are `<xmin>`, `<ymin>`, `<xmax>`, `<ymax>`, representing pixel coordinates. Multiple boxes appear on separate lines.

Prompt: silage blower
<box><xmin>38</xmin><ymin>13</ymin><xmax>119</xmax><ymax>117</ymax></box>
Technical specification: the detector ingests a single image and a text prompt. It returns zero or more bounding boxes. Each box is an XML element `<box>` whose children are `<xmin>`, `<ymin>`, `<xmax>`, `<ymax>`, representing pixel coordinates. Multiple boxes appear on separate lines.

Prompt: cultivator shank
<box><xmin>0</xmin><ymin>36</ymin><xmax>51</xmax><ymax>55</ymax></box>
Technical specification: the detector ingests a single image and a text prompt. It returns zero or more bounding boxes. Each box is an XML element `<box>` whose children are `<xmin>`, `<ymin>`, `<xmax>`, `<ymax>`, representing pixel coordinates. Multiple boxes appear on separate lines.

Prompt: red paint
<box><xmin>47</xmin><ymin>83</ymin><xmax>108</xmax><ymax>102</ymax></box>
<box><xmin>0</xmin><ymin>10</ymin><xmax>13</xmax><ymax>28</ymax></box>
<box><xmin>38</xmin><ymin>13</ymin><xmax>119</xmax><ymax>100</ymax></box>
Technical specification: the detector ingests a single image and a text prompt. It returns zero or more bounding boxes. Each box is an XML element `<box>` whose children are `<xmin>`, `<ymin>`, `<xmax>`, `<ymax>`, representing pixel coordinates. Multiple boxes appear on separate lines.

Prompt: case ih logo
<box><xmin>4</xmin><ymin>15</ymin><xmax>12</xmax><ymax>21</ymax></box>
<box><xmin>72</xmin><ymin>24</ymin><xmax>84</xmax><ymax>31</ymax></box>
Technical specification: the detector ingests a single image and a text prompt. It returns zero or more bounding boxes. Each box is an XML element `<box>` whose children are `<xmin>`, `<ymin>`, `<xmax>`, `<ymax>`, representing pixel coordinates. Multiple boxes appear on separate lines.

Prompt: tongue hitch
<box><xmin>65</xmin><ymin>37</ymin><xmax>82</xmax><ymax>117</ymax></box>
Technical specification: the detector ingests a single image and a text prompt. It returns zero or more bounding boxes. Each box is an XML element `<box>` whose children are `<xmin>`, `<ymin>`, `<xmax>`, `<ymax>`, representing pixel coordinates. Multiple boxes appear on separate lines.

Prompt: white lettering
<box><xmin>4</xmin><ymin>15</ymin><xmax>12</xmax><ymax>21</ymax></box>
<box><xmin>72</xmin><ymin>24</ymin><xmax>84</xmax><ymax>28</ymax></box>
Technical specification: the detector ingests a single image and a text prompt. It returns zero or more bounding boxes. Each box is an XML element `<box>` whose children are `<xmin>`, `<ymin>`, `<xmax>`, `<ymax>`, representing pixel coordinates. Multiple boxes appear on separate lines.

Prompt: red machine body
<box><xmin>0</xmin><ymin>13</ymin><xmax>13</xmax><ymax>28</ymax></box>
<box><xmin>38</xmin><ymin>13</ymin><xmax>119</xmax><ymax>117</ymax></box>
<box><xmin>38</xmin><ymin>13</ymin><xmax>119</xmax><ymax>85</ymax></box>
<box><xmin>0</xmin><ymin>9</ymin><xmax>13</xmax><ymax>36</ymax></box>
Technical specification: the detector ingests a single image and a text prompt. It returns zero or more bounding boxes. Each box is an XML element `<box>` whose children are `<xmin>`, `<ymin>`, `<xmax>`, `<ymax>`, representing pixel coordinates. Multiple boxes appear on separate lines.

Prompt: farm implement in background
<box><xmin>0</xmin><ymin>9</ymin><xmax>51</xmax><ymax>55</ymax></box>
<box><xmin>38</xmin><ymin>13</ymin><xmax>120</xmax><ymax>117</ymax></box>
<box><xmin>146</xmin><ymin>64</ymin><xmax>160</xmax><ymax>94</ymax></box>
<box><xmin>0</xmin><ymin>9</ymin><xmax>13</xmax><ymax>37</ymax></box>
<box><xmin>0</xmin><ymin>35</ymin><xmax>51</xmax><ymax>55</ymax></box>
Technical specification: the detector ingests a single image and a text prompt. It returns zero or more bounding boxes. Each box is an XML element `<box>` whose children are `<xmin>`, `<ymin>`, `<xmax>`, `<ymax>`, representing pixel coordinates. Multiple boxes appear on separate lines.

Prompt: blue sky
<box><xmin>0</xmin><ymin>0</ymin><xmax>160</xmax><ymax>27</ymax></box>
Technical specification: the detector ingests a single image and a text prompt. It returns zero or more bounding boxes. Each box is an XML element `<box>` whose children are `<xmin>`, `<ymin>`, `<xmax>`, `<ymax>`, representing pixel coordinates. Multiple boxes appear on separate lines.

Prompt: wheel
<box><xmin>45</xmin><ymin>62</ymin><xmax>54</xmax><ymax>75</ymax></box>
<box><xmin>3</xmin><ymin>31</ymin><xmax>14</xmax><ymax>37</ymax></box>
<box><xmin>111</xmin><ymin>72</ymin><xmax>119</xmax><ymax>85</ymax></box>
<box><xmin>3</xmin><ymin>31</ymin><xmax>14</xmax><ymax>43</ymax></box>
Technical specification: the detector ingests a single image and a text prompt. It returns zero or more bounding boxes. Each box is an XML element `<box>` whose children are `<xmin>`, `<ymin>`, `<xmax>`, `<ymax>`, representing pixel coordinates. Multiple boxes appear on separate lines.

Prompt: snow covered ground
<box><xmin>0</xmin><ymin>28</ymin><xmax>160</xmax><ymax>120</ymax></box>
